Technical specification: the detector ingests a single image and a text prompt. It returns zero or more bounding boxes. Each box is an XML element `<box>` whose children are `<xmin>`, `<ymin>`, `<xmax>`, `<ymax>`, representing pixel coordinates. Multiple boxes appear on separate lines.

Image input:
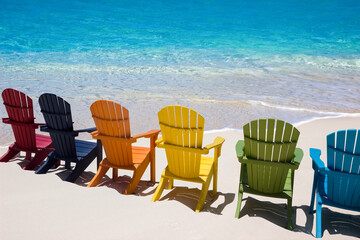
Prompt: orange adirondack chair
<box><xmin>87</xmin><ymin>100</ymin><xmax>160</xmax><ymax>194</ymax></box>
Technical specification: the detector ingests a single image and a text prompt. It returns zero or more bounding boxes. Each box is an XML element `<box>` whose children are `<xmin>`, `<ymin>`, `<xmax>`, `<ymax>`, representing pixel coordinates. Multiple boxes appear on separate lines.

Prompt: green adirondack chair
<box><xmin>235</xmin><ymin>118</ymin><xmax>303</xmax><ymax>230</ymax></box>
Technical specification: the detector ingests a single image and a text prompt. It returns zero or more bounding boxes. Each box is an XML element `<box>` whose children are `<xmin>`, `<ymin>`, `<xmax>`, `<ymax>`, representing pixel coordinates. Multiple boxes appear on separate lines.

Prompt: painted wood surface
<box><xmin>87</xmin><ymin>100</ymin><xmax>159</xmax><ymax>194</ymax></box>
<box><xmin>152</xmin><ymin>105</ymin><xmax>225</xmax><ymax>212</ymax></box>
<box><xmin>35</xmin><ymin>93</ymin><xmax>100</xmax><ymax>183</ymax></box>
<box><xmin>243</xmin><ymin>118</ymin><xmax>300</xmax><ymax>194</ymax></box>
<box><xmin>310</xmin><ymin>129</ymin><xmax>360</xmax><ymax>238</ymax></box>
<box><xmin>0</xmin><ymin>88</ymin><xmax>53</xmax><ymax>170</ymax></box>
<box><xmin>235</xmin><ymin>118</ymin><xmax>303</xmax><ymax>230</ymax></box>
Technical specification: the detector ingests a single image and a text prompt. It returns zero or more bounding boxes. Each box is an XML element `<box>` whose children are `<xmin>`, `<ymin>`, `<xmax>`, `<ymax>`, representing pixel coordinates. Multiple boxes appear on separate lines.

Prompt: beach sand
<box><xmin>0</xmin><ymin>115</ymin><xmax>359</xmax><ymax>239</ymax></box>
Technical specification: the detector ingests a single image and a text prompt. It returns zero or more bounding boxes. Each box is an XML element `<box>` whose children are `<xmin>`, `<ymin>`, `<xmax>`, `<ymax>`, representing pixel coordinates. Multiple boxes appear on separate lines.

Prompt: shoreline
<box><xmin>1</xmin><ymin>112</ymin><xmax>359</xmax><ymax>147</ymax></box>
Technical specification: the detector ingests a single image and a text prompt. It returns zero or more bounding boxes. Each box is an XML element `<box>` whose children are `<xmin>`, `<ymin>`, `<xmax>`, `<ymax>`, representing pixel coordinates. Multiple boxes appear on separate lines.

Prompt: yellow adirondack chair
<box><xmin>151</xmin><ymin>105</ymin><xmax>225</xmax><ymax>212</ymax></box>
<box><xmin>87</xmin><ymin>100</ymin><xmax>160</xmax><ymax>194</ymax></box>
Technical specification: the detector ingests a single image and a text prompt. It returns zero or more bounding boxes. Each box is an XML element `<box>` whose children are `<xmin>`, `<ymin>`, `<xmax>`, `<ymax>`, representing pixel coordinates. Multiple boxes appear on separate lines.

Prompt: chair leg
<box><xmin>212</xmin><ymin>167</ymin><xmax>218</xmax><ymax>197</ymax></box>
<box><xmin>0</xmin><ymin>146</ymin><xmax>20</xmax><ymax>162</ymax></box>
<box><xmin>310</xmin><ymin>172</ymin><xmax>317</xmax><ymax>214</ymax></box>
<box><xmin>25</xmin><ymin>152</ymin><xmax>32</xmax><ymax>161</ymax></box>
<box><xmin>151</xmin><ymin>176</ymin><xmax>168</xmax><ymax>202</ymax></box>
<box><xmin>316</xmin><ymin>193</ymin><xmax>322</xmax><ymax>238</ymax></box>
<box><xmin>168</xmin><ymin>179</ymin><xmax>174</xmax><ymax>189</ymax></box>
<box><xmin>35</xmin><ymin>152</ymin><xmax>58</xmax><ymax>174</ymax></box>
<box><xmin>65</xmin><ymin>161</ymin><xmax>71</xmax><ymax>170</ymax></box>
<box><xmin>54</xmin><ymin>160</ymin><xmax>61</xmax><ymax>168</ymax></box>
<box><xmin>287</xmin><ymin>198</ymin><xmax>293</xmax><ymax>230</ymax></box>
<box><xmin>96</xmin><ymin>140</ymin><xmax>102</xmax><ymax>169</ymax></box>
<box><xmin>112</xmin><ymin>168</ymin><xmax>118</xmax><ymax>181</ymax></box>
<box><xmin>66</xmin><ymin>156</ymin><xmax>94</xmax><ymax>183</ymax></box>
<box><xmin>87</xmin><ymin>164</ymin><xmax>110</xmax><ymax>187</ymax></box>
<box><xmin>23</xmin><ymin>150</ymin><xmax>51</xmax><ymax>170</ymax></box>
<box><xmin>235</xmin><ymin>189</ymin><xmax>244</xmax><ymax>218</ymax></box>
<box><xmin>124</xmin><ymin>158</ymin><xmax>150</xmax><ymax>194</ymax></box>
<box><xmin>195</xmin><ymin>174</ymin><xmax>212</xmax><ymax>212</ymax></box>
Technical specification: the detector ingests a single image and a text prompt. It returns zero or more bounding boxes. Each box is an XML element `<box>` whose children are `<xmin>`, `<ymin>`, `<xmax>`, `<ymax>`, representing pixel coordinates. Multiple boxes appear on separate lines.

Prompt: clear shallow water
<box><xmin>0</xmin><ymin>0</ymin><xmax>360</xmax><ymax>144</ymax></box>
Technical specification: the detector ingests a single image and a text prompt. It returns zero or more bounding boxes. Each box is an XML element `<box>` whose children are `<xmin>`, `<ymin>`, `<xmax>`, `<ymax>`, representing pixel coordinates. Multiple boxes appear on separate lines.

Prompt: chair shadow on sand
<box><xmin>320</xmin><ymin>208</ymin><xmax>360</xmax><ymax>238</ymax></box>
<box><xmin>238</xmin><ymin>197</ymin><xmax>360</xmax><ymax>238</ymax></box>
<box><xmin>158</xmin><ymin>186</ymin><xmax>235</xmax><ymax>215</ymax></box>
<box><xmin>13</xmin><ymin>154</ymin><xmax>157</xmax><ymax>196</ymax></box>
<box><xmin>70</xmin><ymin>170</ymin><xmax>157</xmax><ymax>196</ymax></box>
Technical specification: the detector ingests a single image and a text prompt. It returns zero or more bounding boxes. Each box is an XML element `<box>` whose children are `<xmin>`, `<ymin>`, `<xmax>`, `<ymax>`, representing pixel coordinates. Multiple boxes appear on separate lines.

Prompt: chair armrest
<box><xmin>3</xmin><ymin>118</ymin><xmax>45</xmax><ymax>129</ymax></box>
<box><xmin>2</xmin><ymin>118</ymin><xmax>10</xmax><ymax>124</ymax></box>
<box><xmin>74</xmin><ymin>127</ymin><xmax>97</xmax><ymax>133</ymax></box>
<box><xmin>239</xmin><ymin>157</ymin><xmax>300</xmax><ymax>170</ymax></box>
<box><xmin>33</xmin><ymin>123</ymin><xmax>46</xmax><ymax>128</ymax></box>
<box><xmin>132</xmin><ymin>129</ymin><xmax>160</xmax><ymax>139</ymax></box>
<box><xmin>40</xmin><ymin>125</ymin><xmax>79</xmax><ymax>136</ymax></box>
<box><xmin>310</xmin><ymin>148</ymin><xmax>325</xmax><ymax>171</ymax></box>
<box><xmin>90</xmin><ymin>130</ymin><xmax>136</xmax><ymax>143</ymax></box>
<box><xmin>156</xmin><ymin>137</ymin><xmax>208</xmax><ymax>154</ymax></box>
<box><xmin>155</xmin><ymin>136</ymin><xmax>163</xmax><ymax>145</ymax></box>
<box><xmin>236</xmin><ymin>140</ymin><xmax>245</xmax><ymax>161</ymax></box>
<box><xmin>204</xmin><ymin>137</ymin><xmax>225</xmax><ymax>150</ymax></box>
<box><xmin>294</xmin><ymin>148</ymin><xmax>303</xmax><ymax>166</ymax></box>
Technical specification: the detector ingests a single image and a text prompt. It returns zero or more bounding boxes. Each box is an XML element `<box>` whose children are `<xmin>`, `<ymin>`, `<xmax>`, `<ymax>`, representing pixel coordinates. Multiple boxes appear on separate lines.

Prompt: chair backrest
<box><xmin>39</xmin><ymin>93</ymin><xmax>76</xmax><ymax>159</ymax></box>
<box><xmin>2</xmin><ymin>88</ymin><xmax>36</xmax><ymax>150</ymax></box>
<box><xmin>243</xmin><ymin>119</ymin><xmax>300</xmax><ymax>193</ymax></box>
<box><xmin>326</xmin><ymin>129</ymin><xmax>360</xmax><ymax>208</ymax></box>
<box><xmin>158</xmin><ymin>105</ymin><xmax>204</xmax><ymax>178</ymax></box>
<box><xmin>90</xmin><ymin>100</ymin><xmax>133</xmax><ymax>166</ymax></box>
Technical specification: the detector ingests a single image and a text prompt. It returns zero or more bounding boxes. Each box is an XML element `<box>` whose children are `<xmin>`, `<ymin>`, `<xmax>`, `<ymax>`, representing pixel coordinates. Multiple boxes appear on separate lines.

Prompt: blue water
<box><xmin>0</xmin><ymin>0</ymin><xmax>360</xmax><ymax>143</ymax></box>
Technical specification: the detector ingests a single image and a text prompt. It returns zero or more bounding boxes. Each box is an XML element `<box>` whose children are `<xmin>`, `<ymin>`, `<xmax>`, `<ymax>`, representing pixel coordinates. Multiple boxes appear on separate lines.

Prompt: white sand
<box><xmin>0</xmin><ymin>116</ymin><xmax>359</xmax><ymax>240</ymax></box>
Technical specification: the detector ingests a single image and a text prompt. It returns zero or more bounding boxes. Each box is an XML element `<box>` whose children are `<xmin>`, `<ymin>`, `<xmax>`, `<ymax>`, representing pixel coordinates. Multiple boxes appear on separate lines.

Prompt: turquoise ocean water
<box><xmin>0</xmin><ymin>0</ymin><xmax>360</xmax><ymax>144</ymax></box>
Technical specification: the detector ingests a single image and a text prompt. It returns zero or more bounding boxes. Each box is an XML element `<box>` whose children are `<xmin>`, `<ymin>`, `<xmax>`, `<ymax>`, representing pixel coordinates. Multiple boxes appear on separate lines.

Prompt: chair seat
<box><xmin>75</xmin><ymin>139</ymin><xmax>97</xmax><ymax>158</ymax></box>
<box><xmin>162</xmin><ymin>156</ymin><xmax>214</xmax><ymax>184</ymax></box>
<box><xmin>35</xmin><ymin>134</ymin><xmax>53</xmax><ymax>148</ymax></box>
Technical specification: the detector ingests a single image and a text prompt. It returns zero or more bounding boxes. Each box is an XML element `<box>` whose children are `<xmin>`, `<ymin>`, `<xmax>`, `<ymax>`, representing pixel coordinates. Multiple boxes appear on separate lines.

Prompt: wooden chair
<box><xmin>0</xmin><ymin>88</ymin><xmax>53</xmax><ymax>170</ymax></box>
<box><xmin>35</xmin><ymin>93</ymin><xmax>102</xmax><ymax>183</ymax></box>
<box><xmin>87</xmin><ymin>100</ymin><xmax>160</xmax><ymax>194</ymax></box>
<box><xmin>310</xmin><ymin>129</ymin><xmax>360</xmax><ymax>238</ymax></box>
<box><xmin>151</xmin><ymin>105</ymin><xmax>225</xmax><ymax>212</ymax></box>
<box><xmin>235</xmin><ymin>118</ymin><xmax>303</xmax><ymax>230</ymax></box>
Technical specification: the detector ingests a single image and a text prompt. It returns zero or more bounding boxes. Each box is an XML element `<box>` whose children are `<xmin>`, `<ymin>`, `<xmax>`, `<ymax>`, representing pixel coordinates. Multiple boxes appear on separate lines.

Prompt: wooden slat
<box><xmin>339</xmin><ymin>130</ymin><xmax>356</xmax><ymax>205</ymax></box>
<box><xmin>327</xmin><ymin>132</ymin><xmax>336</xmax><ymax>170</ymax></box>
<box><xmin>182</xmin><ymin>106</ymin><xmax>191</xmax><ymax>177</ymax></box>
<box><xmin>168</xmin><ymin>106</ymin><xmax>179</xmax><ymax>175</ymax></box>
<box><xmin>332</xmin><ymin>130</ymin><xmax>346</xmax><ymax>203</ymax></box>
<box><xmin>249</xmin><ymin>120</ymin><xmax>258</xmax><ymax>190</ymax></box>
<box><xmin>195</xmin><ymin>112</ymin><xmax>204</xmax><ymax>178</ymax></box>
<box><xmin>352</xmin><ymin>131</ymin><xmax>360</xmax><ymax>174</ymax></box>
<box><xmin>335</xmin><ymin>130</ymin><xmax>346</xmax><ymax>171</ymax></box>
<box><xmin>258</xmin><ymin>119</ymin><xmax>267</xmax><ymax>192</ymax></box>
<box><xmin>175</xmin><ymin>106</ymin><xmax>184</xmax><ymax>176</ymax></box>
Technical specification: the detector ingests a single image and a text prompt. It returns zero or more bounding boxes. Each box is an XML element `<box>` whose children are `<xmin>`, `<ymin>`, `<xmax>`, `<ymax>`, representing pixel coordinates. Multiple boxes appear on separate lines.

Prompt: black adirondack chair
<box><xmin>35</xmin><ymin>93</ymin><xmax>102</xmax><ymax>183</ymax></box>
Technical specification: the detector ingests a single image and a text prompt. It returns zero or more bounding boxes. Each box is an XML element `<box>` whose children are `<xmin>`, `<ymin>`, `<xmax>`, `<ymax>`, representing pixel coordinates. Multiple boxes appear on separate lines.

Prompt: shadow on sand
<box><xmin>237</xmin><ymin>197</ymin><xmax>360</xmax><ymax>238</ymax></box>
<box><xmin>158</xmin><ymin>186</ymin><xmax>235</xmax><ymax>215</ymax></box>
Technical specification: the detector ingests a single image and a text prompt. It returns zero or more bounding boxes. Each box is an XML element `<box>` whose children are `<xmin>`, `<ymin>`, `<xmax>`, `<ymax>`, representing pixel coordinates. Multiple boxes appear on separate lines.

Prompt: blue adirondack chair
<box><xmin>309</xmin><ymin>129</ymin><xmax>360</xmax><ymax>238</ymax></box>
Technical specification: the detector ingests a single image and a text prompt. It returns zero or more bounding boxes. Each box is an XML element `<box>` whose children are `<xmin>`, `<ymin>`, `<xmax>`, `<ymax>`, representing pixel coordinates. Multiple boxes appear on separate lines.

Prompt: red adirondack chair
<box><xmin>0</xmin><ymin>88</ymin><xmax>53</xmax><ymax>170</ymax></box>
